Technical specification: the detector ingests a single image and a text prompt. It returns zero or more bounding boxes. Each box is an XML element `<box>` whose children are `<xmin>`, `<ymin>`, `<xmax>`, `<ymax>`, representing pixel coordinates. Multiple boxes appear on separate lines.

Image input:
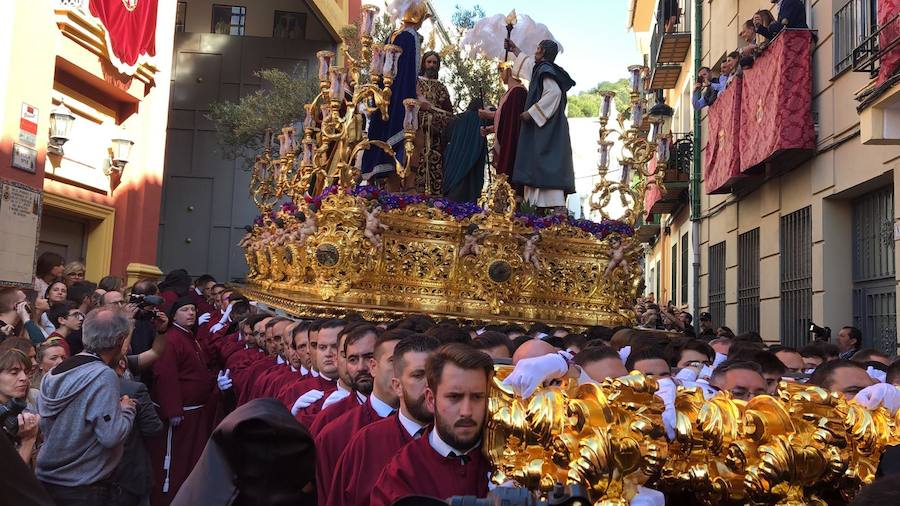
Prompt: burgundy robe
<box><xmin>315</xmin><ymin>400</ymin><xmax>382</xmax><ymax>505</ymax></box>
<box><xmin>370</xmin><ymin>435</ymin><xmax>490</xmax><ymax>505</ymax></box>
<box><xmin>225</xmin><ymin>346</ymin><xmax>267</xmax><ymax>399</ymax></box>
<box><xmin>249</xmin><ymin>361</ymin><xmax>289</xmax><ymax>399</ymax></box>
<box><xmin>218</xmin><ymin>334</ymin><xmax>245</xmax><ymax>363</ymax></box>
<box><xmin>307</xmin><ymin>391</ymin><xmax>360</xmax><ymax>434</ymax></box>
<box><xmin>326</xmin><ymin>415</ymin><xmax>414</xmax><ymax>506</ymax></box>
<box><xmin>236</xmin><ymin>356</ymin><xmax>277</xmax><ymax>405</ymax></box>
<box><xmin>262</xmin><ymin>366</ymin><xmax>302</xmax><ymax>398</ymax></box>
<box><xmin>190</xmin><ymin>290</ymin><xmax>215</xmax><ymax>317</ymax></box>
<box><xmin>276</xmin><ymin>374</ymin><xmax>337</xmax><ymax>412</ymax></box>
<box><xmin>494</xmin><ymin>84</ymin><xmax>527</xmax><ymax>184</ymax></box>
<box><xmin>149</xmin><ymin>325</ymin><xmax>218</xmax><ymax>505</ymax></box>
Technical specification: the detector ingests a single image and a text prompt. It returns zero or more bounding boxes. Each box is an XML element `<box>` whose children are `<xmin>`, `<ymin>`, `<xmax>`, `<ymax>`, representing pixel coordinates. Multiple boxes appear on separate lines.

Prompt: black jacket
<box><xmin>111</xmin><ymin>378</ymin><xmax>163</xmax><ymax>496</ymax></box>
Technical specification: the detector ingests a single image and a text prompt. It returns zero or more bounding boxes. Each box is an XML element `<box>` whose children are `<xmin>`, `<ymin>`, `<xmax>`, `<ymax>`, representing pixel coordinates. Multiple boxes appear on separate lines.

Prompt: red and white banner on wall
<box><xmin>87</xmin><ymin>0</ymin><xmax>159</xmax><ymax>76</ymax></box>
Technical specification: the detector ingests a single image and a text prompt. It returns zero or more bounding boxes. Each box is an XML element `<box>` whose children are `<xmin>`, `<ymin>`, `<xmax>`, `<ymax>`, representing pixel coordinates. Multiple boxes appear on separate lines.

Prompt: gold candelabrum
<box><xmin>487</xmin><ymin>368</ymin><xmax>900</xmax><ymax>505</ymax></box>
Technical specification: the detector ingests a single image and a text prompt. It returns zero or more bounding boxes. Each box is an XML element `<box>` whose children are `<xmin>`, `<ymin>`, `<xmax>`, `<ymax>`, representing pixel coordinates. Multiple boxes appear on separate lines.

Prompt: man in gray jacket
<box><xmin>37</xmin><ymin>305</ymin><xmax>137</xmax><ymax>505</ymax></box>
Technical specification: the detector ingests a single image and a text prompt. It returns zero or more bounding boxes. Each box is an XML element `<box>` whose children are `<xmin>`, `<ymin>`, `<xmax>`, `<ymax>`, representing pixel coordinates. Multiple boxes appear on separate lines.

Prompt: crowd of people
<box><xmin>3</xmin><ymin>249</ymin><xmax>900</xmax><ymax>505</ymax></box>
<box><xmin>692</xmin><ymin>0</ymin><xmax>808</xmax><ymax>111</ymax></box>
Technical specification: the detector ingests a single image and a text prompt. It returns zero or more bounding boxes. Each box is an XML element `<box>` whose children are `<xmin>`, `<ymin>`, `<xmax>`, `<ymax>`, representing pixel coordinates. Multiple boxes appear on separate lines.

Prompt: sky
<box><xmin>432</xmin><ymin>0</ymin><xmax>642</xmax><ymax>93</ymax></box>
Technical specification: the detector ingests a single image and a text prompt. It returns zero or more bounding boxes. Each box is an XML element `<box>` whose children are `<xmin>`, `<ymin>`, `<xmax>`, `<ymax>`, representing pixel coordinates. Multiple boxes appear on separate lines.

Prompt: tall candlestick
<box><xmin>360</xmin><ymin>4</ymin><xmax>379</xmax><ymax>37</ymax></box>
<box><xmin>317</xmin><ymin>51</ymin><xmax>335</xmax><ymax>82</ymax></box>
<box><xmin>627</xmin><ymin>65</ymin><xmax>643</xmax><ymax>95</ymax></box>
<box><xmin>599</xmin><ymin>91</ymin><xmax>615</xmax><ymax>120</ymax></box>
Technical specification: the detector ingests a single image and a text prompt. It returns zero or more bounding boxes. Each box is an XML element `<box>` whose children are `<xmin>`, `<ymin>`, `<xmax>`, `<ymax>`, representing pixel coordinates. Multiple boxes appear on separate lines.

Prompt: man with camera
<box><xmin>36</xmin><ymin>305</ymin><xmax>137</xmax><ymax>505</ymax></box>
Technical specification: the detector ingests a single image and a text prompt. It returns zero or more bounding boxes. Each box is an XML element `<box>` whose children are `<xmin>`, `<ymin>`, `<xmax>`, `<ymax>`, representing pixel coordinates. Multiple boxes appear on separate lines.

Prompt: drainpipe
<box><xmin>692</xmin><ymin>0</ymin><xmax>702</xmax><ymax>332</ymax></box>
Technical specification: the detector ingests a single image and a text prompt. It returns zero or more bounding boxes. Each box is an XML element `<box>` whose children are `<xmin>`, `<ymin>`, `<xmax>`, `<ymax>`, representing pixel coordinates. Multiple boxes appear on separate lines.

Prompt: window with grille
<box><xmin>176</xmin><ymin>2</ymin><xmax>186</xmax><ymax>33</ymax></box>
<box><xmin>671</xmin><ymin>243</ymin><xmax>678</xmax><ymax>305</ymax></box>
<box><xmin>708</xmin><ymin>242</ymin><xmax>726</xmax><ymax>329</ymax></box>
<box><xmin>211</xmin><ymin>4</ymin><xmax>246</xmax><ymax>35</ymax></box>
<box><xmin>780</xmin><ymin>207</ymin><xmax>812</xmax><ymax>347</ymax></box>
<box><xmin>681</xmin><ymin>232</ymin><xmax>689</xmax><ymax>305</ymax></box>
<box><xmin>834</xmin><ymin>0</ymin><xmax>878</xmax><ymax>74</ymax></box>
<box><xmin>852</xmin><ymin>187</ymin><xmax>896</xmax><ymax>354</ymax></box>
<box><xmin>738</xmin><ymin>228</ymin><xmax>760</xmax><ymax>334</ymax></box>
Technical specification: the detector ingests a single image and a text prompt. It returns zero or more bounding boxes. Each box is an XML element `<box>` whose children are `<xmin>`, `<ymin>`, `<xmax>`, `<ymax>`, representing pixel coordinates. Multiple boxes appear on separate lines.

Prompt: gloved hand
<box><xmin>216</xmin><ymin>369</ymin><xmax>232</xmax><ymax>391</ymax></box>
<box><xmin>674</xmin><ymin>366</ymin><xmax>700</xmax><ymax>382</ymax></box>
<box><xmin>854</xmin><ymin>383</ymin><xmax>900</xmax><ymax>414</ymax></box>
<box><xmin>170</xmin><ymin>416</ymin><xmax>184</xmax><ymax>427</ymax></box>
<box><xmin>291</xmin><ymin>389</ymin><xmax>325</xmax><ymax>415</ymax></box>
<box><xmin>632</xmin><ymin>486</ymin><xmax>665</xmax><ymax>506</ymax></box>
<box><xmin>712</xmin><ymin>352</ymin><xmax>728</xmax><ymax>367</ymax></box>
<box><xmin>683</xmin><ymin>380</ymin><xmax>718</xmax><ymax>399</ymax></box>
<box><xmin>618</xmin><ymin>345</ymin><xmax>632</xmax><ymax>365</ymax></box>
<box><xmin>501</xmin><ymin>353</ymin><xmax>568</xmax><ymax>398</ymax></box>
<box><xmin>220</xmin><ymin>302</ymin><xmax>234</xmax><ymax>323</ymax></box>
<box><xmin>322</xmin><ymin>389</ymin><xmax>351</xmax><ymax>409</ymax></box>
<box><xmin>654</xmin><ymin>378</ymin><xmax>677</xmax><ymax>407</ymax></box>
<box><xmin>867</xmin><ymin>366</ymin><xmax>887</xmax><ymax>383</ymax></box>
<box><xmin>198</xmin><ymin>313</ymin><xmax>211</xmax><ymax>325</ymax></box>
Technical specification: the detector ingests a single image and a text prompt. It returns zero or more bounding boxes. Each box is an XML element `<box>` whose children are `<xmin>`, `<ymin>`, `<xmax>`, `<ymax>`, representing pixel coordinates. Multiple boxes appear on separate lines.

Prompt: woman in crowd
<box><xmin>0</xmin><ymin>343</ymin><xmax>40</xmax><ymax>464</ymax></box>
<box><xmin>37</xmin><ymin>280</ymin><xmax>68</xmax><ymax>337</ymax></box>
<box><xmin>63</xmin><ymin>261</ymin><xmax>86</xmax><ymax>287</ymax></box>
<box><xmin>30</xmin><ymin>337</ymin><xmax>68</xmax><ymax>389</ymax></box>
<box><xmin>33</xmin><ymin>252</ymin><xmax>64</xmax><ymax>298</ymax></box>
<box><xmin>99</xmin><ymin>275</ymin><xmax>124</xmax><ymax>294</ymax></box>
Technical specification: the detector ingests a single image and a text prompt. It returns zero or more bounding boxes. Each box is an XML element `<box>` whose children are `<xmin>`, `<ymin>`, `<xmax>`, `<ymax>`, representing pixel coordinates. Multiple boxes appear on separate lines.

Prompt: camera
<box><xmin>128</xmin><ymin>293</ymin><xmax>164</xmax><ymax>320</ymax></box>
<box><xmin>808</xmin><ymin>323</ymin><xmax>831</xmax><ymax>342</ymax></box>
<box><xmin>0</xmin><ymin>398</ymin><xmax>27</xmax><ymax>439</ymax></box>
<box><xmin>443</xmin><ymin>483</ymin><xmax>590</xmax><ymax>506</ymax></box>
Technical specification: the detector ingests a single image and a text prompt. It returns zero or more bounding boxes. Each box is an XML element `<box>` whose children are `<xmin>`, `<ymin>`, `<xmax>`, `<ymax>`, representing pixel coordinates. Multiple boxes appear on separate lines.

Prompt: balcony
<box><xmin>854</xmin><ymin>12</ymin><xmax>900</xmax><ymax>144</ymax></box>
<box><xmin>644</xmin><ymin>133</ymin><xmax>692</xmax><ymax>214</ymax></box>
<box><xmin>649</xmin><ymin>4</ymin><xmax>691</xmax><ymax>90</ymax></box>
<box><xmin>635</xmin><ymin>213</ymin><xmax>661</xmax><ymax>243</ymax></box>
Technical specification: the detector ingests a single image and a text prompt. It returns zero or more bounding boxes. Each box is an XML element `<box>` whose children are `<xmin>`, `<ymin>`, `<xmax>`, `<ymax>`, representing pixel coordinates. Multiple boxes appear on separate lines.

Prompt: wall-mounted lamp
<box><xmin>104</xmin><ymin>130</ymin><xmax>134</xmax><ymax>176</ymax></box>
<box><xmin>48</xmin><ymin>102</ymin><xmax>76</xmax><ymax>155</ymax></box>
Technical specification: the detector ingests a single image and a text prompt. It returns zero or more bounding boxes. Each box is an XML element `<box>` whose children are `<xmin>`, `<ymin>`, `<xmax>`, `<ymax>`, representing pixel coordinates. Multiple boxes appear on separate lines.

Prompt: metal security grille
<box><xmin>738</xmin><ymin>228</ymin><xmax>760</xmax><ymax>334</ymax></box>
<box><xmin>671</xmin><ymin>243</ymin><xmax>678</xmax><ymax>306</ymax></box>
<box><xmin>708</xmin><ymin>242</ymin><xmax>726</xmax><ymax>329</ymax></box>
<box><xmin>681</xmin><ymin>232</ymin><xmax>689</xmax><ymax>305</ymax></box>
<box><xmin>780</xmin><ymin>207</ymin><xmax>812</xmax><ymax>347</ymax></box>
<box><xmin>834</xmin><ymin>0</ymin><xmax>878</xmax><ymax>74</ymax></box>
<box><xmin>852</xmin><ymin>187</ymin><xmax>896</xmax><ymax>353</ymax></box>
<box><xmin>656</xmin><ymin>259</ymin><xmax>661</xmax><ymax>303</ymax></box>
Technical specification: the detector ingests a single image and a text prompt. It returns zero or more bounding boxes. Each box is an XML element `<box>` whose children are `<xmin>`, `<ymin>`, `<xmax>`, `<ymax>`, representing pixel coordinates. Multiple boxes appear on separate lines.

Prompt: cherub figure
<box><xmin>297</xmin><ymin>212</ymin><xmax>318</xmax><ymax>245</ymax></box>
<box><xmin>605</xmin><ymin>234</ymin><xmax>630</xmax><ymax>277</ymax></box>
<box><xmin>364</xmin><ymin>207</ymin><xmax>388</xmax><ymax>249</ymax></box>
<box><xmin>460</xmin><ymin>224</ymin><xmax>489</xmax><ymax>257</ymax></box>
<box><xmin>238</xmin><ymin>225</ymin><xmax>256</xmax><ymax>248</ymax></box>
<box><xmin>521</xmin><ymin>232</ymin><xmax>542</xmax><ymax>270</ymax></box>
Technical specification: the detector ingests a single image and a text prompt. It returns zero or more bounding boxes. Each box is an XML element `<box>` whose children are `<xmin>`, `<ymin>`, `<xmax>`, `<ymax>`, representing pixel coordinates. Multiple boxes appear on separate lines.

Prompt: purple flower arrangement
<box><xmin>256</xmin><ymin>186</ymin><xmax>634</xmax><ymax>239</ymax></box>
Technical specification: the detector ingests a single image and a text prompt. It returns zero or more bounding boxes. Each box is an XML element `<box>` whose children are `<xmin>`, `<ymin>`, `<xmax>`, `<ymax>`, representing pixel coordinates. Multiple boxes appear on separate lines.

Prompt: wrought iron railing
<box><xmin>852</xmin><ymin>13</ymin><xmax>900</xmax><ymax>78</ymax></box>
<box><xmin>649</xmin><ymin>1</ymin><xmax>691</xmax><ymax>79</ymax></box>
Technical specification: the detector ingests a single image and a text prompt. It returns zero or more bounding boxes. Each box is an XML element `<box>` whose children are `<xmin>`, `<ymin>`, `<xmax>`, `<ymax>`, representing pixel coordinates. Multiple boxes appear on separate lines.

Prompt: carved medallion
<box><xmin>315</xmin><ymin>243</ymin><xmax>340</xmax><ymax>266</ymax></box>
<box><xmin>488</xmin><ymin>259</ymin><xmax>512</xmax><ymax>283</ymax></box>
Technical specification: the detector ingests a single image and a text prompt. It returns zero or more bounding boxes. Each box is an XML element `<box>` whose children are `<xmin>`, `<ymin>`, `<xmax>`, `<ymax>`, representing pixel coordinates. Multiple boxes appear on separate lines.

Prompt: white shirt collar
<box><xmin>355</xmin><ymin>391</ymin><xmax>368</xmax><ymax>404</ymax></box>
<box><xmin>276</xmin><ymin>355</ymin><xmax>286</xmax><ymax>365</ymax></box>
<box><xmin>336</xmin><ymin>380</ymin><xmax>350</xmax><ymax>393</ymax></box>
<box><xmin>173</xmin><ymin>323</ymin><xmax>193</xmax><ymax>335</ymax></box>
<box><xmin>369</xmin><ymin>393</ymin><xmax>394</xmax><ymax>418</ymax></box>
<box><xmin>428</xmin><ymin>428</ymin><xmax>479</xmax><ymax>458</ymax></box>
<box><xmin>194</xmin><ymin>287</ymin><xmax>203</xmax><ymax>296</ymax></box>
<box><xmin>397</xmin><ymin>410</ymin><xmax>424</xmax><ymax>438</ymax></box>
<box><xmin>310</xmin><ymin>368</ymin><xmax>319</xmax><ymax>377</ymax></box>
<box><xmin>299</xmin><ymin>364</ymin><xmax>308</xmax><ymax>375</ymax></box>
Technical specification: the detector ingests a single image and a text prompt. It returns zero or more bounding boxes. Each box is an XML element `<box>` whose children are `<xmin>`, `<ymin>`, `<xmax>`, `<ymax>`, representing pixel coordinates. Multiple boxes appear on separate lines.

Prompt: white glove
<box><xmin>291</xmin><ymin>389</ymin><xmax>325</xmax><ymax>415</ymax></box>
<box><xmin>712</xmin><ymin>352</ymin><xmax>728</xmax><ymax>367</ymax></box>
<box><xmin>322</xmin><ymin>389</ymin><xmax>351</xmax><ymax>409</ymax></box>
<box><xmin>198</xmin><ymin>313</ymin><xmax>211</xmax><ymax>325</ymax></box>
<box><xmin>683</xmin><ymin>379</ymin><xmax>718</xmax><ymax>399</ymax></box>
<box><xmin>654</xmin><ymin>378</ymin><xmax>677</xmax><ymax>407</ymax></box>
<box><xmin>501</xmin><ymin>353</ymin><xmax>568</xmax><ymax>398</ymax></box>
<box><xmin>854</xmin><ymin>383</ymin><xmax>900</xmax><ymax>414</ymax></box>
<box><xmin>698</xmin><ymin>364</ymin><xmax>715</xmax><ymax>380</ymax></box>
<box><xmin>210</xmin><ymin>321</ymin><xmax>226</xmax><ymax>334</ymax></box>
<box><xmin>618</xmin><ymin>345</ymin><xmax>632</xmax><ymax>365</ymax></box>
<box><xmin>220</xmin><ymin>302</ymin><xmax>234</xmax><ymax>322</ymax></box>
<box><xmin>632</xmin><ymin>486</ymin><xmax>665</xmax><ymax>506</ymax></box>
<box><xmin>170</xmin><ymin>416</ymin><xmax>184</xmax><ymax>427</ymax></box>
<box><xmin>867</xmin><ymin>366</ymin><xmax>887</xmax><ymax>383</ymax></box>
<box><xmin>216</xmin><ymin>369</ymin><xmax>233</xmax><ymax>391</ymax></box>
<box><xmin>674</xmin><ymin>366</ymin><xmax>700</xmax><ymax>382</ymax></box>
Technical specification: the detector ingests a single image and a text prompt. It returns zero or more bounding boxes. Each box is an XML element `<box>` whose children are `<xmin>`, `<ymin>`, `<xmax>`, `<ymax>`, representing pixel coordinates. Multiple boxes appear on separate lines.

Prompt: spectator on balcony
<box><xmin>756</xmin><ymin>1</ymin><xmax>807</xmax><ymax>40</ymax></box>
<box><xmin>711</xmin><ymin>52</ymin><xmax>742</xmax><ymax>93</ymax></box>
<box><xmin>691</xmin><ymin>66</ymin><xmax>719</xmax><ymax>109</ymax></box>
<box><xmin>662</xmin><ymin>0</ymin><xmax>680</xmax><ymax>33</ymax></box>
<box><xmin>739</xmin><ymin>20</ymin><xmax>761</xmax><ymax>68</ymax></box>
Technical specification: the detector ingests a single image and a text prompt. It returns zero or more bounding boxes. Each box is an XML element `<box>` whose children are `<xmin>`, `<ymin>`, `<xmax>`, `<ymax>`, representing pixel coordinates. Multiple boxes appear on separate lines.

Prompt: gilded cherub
<box><xmin>521</xmin><ymin>232</ymin><xmax>542</xmax><ymax>270</ymax></box>
<box><xmin>297</xmin><ymin>212</ymin><xmax>318</xmax><ymax>245</ymax></box>
<box><xmin>364</xmin><ymin>207</ymin><xmax>388</xmax><ymax>249</ymax></box>
<box><xmin>238</xmin><ymin>225</ymin><xmax>256</xmax><ymax>248</ymax></box>
<box><xmin>460</xmin><ymin>224</ymin><xmax>489</xmax><ymax>257</ymax></box>
<box><xmin>605</xmin><ymin>234</ymin><xmax>630</xmax><ymax>277</ymax></box>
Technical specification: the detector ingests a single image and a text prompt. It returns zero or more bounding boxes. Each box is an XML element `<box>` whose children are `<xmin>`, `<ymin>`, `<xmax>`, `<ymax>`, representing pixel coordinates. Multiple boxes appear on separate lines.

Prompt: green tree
<box><xmin>440</xmin><ymin>5</ymin><xmax>503</xmax><ymax>110</ymax></box>
<box><xmin>565</xmin><ymin>78</ymin><xmax>631</xmax><ymax>118</ymax></box>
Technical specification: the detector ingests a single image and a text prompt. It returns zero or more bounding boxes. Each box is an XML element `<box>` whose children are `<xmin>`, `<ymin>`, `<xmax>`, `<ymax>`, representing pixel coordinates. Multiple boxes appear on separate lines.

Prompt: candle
<box><xmin>304</xmin><ymin>105</ymin><xmax>316</xmax><ymax>130</ymax></box>
<box><xmin>317</xmin><ymin>51</ymin><xmax>335</xmax><ymax>81</ymax></box>
<box><xmin>329</xmin><ymin>68</ymin><xmax>345</xmax><ymax>99</ymax></box>
<box><xmin>648</xmin><ymin>120</ymin><xmax>659</xmax><ymax>143</ymax></box>
<box><xmin>599</xmin><ymin>92</ymin><xmax>615</xmax><ymax>120</ymax></box>
<box><xmin>402</xmin><ymin>98</ymin><xmax>420</xmax><ymax>131</ymax></box>
<box><xmin>631</xmin><ymin>102</ymin><xmax>643</xmax><ymax>127</ymax></box>
<box><xmin>301</xmin><ymin>140</ymin><xmax>315</xmax><ymax>166</ymax></box>
<box><xmin>277</xmin><ymin>133</ymin><xmax>286</xmax><ymax>156</ymax></box>
<box><xmin>628</xmin><ymin>65</ymin><xmax>643</xmax><ymax>94</ymax></box>
<box><xmin>382</xmin><ymin>44</ymin><xmax>403</xmax><ymax>79</ymax></box>
<box><xmin>598</xmin><ymin>141</ymin><xmax>611</xmax><ymax>169</ymax></box>
<box><xmin>656</xmin><ymin>138</ymin><xmax>670</xmax><ymax>164</ymax></box>
<box><xmin>360</xmin><ymin>4</ymin><xmax>380</xmax><ymax>37</ymax></box>
<box><xmin>370</xmin><ymin>44</ymin><xmax>384</xmax><ymax>76</ymax></box>
<box><xmin>620</xmin><ymin>161</ymin><xmax>632</xmax><ymax>184</ymax></box>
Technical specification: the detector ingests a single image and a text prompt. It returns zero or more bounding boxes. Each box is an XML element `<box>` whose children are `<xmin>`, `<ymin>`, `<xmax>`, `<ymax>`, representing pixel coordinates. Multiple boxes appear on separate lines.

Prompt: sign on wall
<box><xmin>0</xmin><ymin>180</ymin><xmax>41</xmax><ymax>287</ymax></box>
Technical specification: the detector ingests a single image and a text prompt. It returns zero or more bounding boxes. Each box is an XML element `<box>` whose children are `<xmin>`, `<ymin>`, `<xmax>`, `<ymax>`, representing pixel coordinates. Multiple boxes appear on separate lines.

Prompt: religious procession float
<box><xmin>237</xmin><ymin>2</ymin><xmax>900</xmax><ymax>504</ymax></box>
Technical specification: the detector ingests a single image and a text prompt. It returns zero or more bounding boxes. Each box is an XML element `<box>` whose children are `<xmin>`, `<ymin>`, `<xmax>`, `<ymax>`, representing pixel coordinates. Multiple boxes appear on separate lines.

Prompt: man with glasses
<box><xmin>708</xmin><ymin>360</ymin><xmax>768</xmax><ymax>401</ymax></box>
<box><xmin>46</xmin><ymin>301</ymin><xmax>83</xmax><ymax>356</ymax></box>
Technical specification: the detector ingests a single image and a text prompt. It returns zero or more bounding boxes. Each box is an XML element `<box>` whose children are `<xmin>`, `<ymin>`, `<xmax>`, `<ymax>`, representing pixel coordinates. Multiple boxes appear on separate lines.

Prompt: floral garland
<box><xmin>253</xmin><ymin>186</ymin><xmax>635</xmax><ymax>239</ymax></box>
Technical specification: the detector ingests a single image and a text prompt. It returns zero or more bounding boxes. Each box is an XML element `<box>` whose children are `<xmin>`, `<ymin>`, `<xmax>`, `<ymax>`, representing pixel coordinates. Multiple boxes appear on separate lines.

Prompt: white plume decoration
<box><xmin>460</xmin><ymin>13</ymin><xmax>563</xmax><ymax>61</ymax></box>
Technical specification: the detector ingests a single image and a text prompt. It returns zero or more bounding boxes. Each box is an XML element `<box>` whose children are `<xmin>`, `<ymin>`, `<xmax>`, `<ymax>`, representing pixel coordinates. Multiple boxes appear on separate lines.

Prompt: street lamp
<box><xmin>48</xmin><ymin>102</ymin><xmax>76</xmax><ymax>155</ymax></box>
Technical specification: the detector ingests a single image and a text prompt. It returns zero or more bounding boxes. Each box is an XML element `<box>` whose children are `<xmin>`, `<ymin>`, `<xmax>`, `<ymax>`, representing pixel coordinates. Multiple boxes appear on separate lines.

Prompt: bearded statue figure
<box><xmin>414</xmin><ymin>50</ymin><xmax>453</xmax><ymax>195</ymax></box>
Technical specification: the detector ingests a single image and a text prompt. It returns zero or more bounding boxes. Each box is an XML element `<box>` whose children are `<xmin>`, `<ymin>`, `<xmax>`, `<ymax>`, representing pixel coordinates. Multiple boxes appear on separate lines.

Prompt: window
<box><xmin>852</xmin><ymin>187</ymin><xmax>896</xmax><ymax>353</ymax></box>
<box><xmin>834</xmin><ymin>0</ymin><xmax>877</xmax><ymax>74</ymax></box>
<box><xmin>708</xmin><ymin>242</ymin><xmax>726</xmax><ymax>329</ymax></box>
<box><xmin>780</xmin><ymin>207</ymin><xmax>812</xmax><ymax>347</ymax></box>
<box><xmin>671</xmin><ymin>243</ymin><xmax>678</xmax><ymax>306</ymax></box>
<box><xmin>680</xmin><ymin>232</ymin><xmax>689</xmax><ymax>305</ymax></box>
<box><xmin>738</xmin><ymin>228</ymin><xmax>760</xmax><ymax>334</ymax></box>
<box><xmin>211</xmin><ymin>4</ymin><xmax>246</xmax><ymax>35</ymax></box>
<box><xmin>273</xmin><ymin>11</ymin><xmax>307</xmax><ymax>39</ymax></box>
<box><xmin>175</xmin><ymin>2</ymin><xmax>186</xmax><ymax>33</ymax></box>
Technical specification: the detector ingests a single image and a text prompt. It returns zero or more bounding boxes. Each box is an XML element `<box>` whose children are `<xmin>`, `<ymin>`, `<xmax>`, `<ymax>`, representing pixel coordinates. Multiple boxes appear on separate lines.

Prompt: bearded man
<box><xmin>415</xmin><ymin>50</ymin><xmax>453</xmax><ymax>194</ymax></box>
<box><xmin>506</xmin><ymin>38</ymin><xmax>576</xmax><ymax>214</ymax></box>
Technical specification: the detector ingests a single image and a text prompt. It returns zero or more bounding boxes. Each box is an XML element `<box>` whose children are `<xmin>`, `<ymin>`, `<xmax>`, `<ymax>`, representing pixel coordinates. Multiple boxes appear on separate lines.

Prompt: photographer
<box><xmin>103</xmin><ymin>282</ymin><xmax>170</xmax><ymax>374</ymax></box>
<box><xmin>0</xmin><ymin>287</ymin><xmax>46</xmax><ymax>345</ymax></box>
<box><xmin>0</xmin><ymin>345</ymin><xmax>40</xmax><ymax>464</ymax></box>
<box><xmin>691</xmin><ymin>66</ymin><xmax>719</xmax><ymax>109</ymax></box>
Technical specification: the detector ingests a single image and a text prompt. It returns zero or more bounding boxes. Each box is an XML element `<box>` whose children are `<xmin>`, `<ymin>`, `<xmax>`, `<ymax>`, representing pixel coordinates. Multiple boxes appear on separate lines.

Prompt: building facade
<box><xmin>631</xmin><ymin>0</ymin><xmax>900</xmax><ymax>352</ymax></box>
<box><xmin>0</xmin><ymin>0</ymin><xmax>178</xmax><ymax>287</ymax></box>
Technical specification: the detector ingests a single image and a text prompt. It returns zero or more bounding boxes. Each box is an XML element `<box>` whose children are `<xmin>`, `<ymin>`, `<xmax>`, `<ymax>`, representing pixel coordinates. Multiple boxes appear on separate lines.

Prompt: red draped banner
<box><xmin>704</xmin><ymin>77</ymin><xmax>743</xmax><ymax>194</ymax></box>
<box><xmin>643</xmin><ymin>157</ymin><xmax>662</xmax><ymax>217</ymax></box>
<box><xmin>88</xmin><ymin>0</ymin><xmax>158</xmax><ymax>75</ymax></box>
<box><xmin>878</xmin><ymin>0</ymin><xmax>900</xmax><ymax>86</ymax></box>
<box><xmin>739</xmin><ymin>30</ymin><xmax>815</xmax><ymax>171</ymax></box>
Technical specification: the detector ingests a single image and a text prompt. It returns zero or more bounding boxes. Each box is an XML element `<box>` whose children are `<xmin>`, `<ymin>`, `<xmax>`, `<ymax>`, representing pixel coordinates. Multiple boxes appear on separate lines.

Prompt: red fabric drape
<box><xmin>704</xmin><ymin>77</ymin><xmax>744</xmax><ymax>194</ymax></box>
<box><xmin>88</xmin><ymin>0</ymin><xmax>158</xmax><ymax>75</ymax></box>
<box><xmin>644</xmin><ymin>157</ymin><xmax>662</xmax><ymax>217</ymax></box>
<box><xmin>739</xmin><ymin>30</ymin><xmax>815</xmax><ymax>171</ymax></box>
<box><xmin>878</xmin><ymin>0</ymin><xmax>900</xmax><ymax>86</ymax></box>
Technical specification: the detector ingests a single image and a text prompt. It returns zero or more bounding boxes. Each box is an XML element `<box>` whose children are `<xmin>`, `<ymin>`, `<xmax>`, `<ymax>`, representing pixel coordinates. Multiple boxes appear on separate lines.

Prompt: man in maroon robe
<box><xmin>239</xmin><ymin>316</ymin><xmax>293</xmax><ymax>404</ymax></box>
<box><xmin>257</xmin><ymin>321</ymin><xmax>307</xmax><ymax>398</ymax></box>
<box><xmin>326</xmin><ymin>334</ymin><xmax>442</xmax><ymax>506</ymax></box>
<box><xmin>277</xmin><ymin>319</ymin><xmax>346</xmax><ymax>418</ymax></box>
<box><xmin>370</xmin><ymin>344</ymin><xmax>494</xmax><ymax>505</ymax></box>
<box><xmin>481</xmin><ymin>61</ymin><xmax>527</xmax><ymax>185</ymax></box>
<box><xmin>315</xmin><ymin>325</ymin><xmax>403</xmax><ymax>504</ymax></box>
<box><xmin>225</xmin><ymin>315</ymin><xmax>272</xmax><ymax>399</ymax></box>
<box><xmin>149</xmin><ymin>297</ymin><xmax>219</xmax><ymax>505</ymax></box>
